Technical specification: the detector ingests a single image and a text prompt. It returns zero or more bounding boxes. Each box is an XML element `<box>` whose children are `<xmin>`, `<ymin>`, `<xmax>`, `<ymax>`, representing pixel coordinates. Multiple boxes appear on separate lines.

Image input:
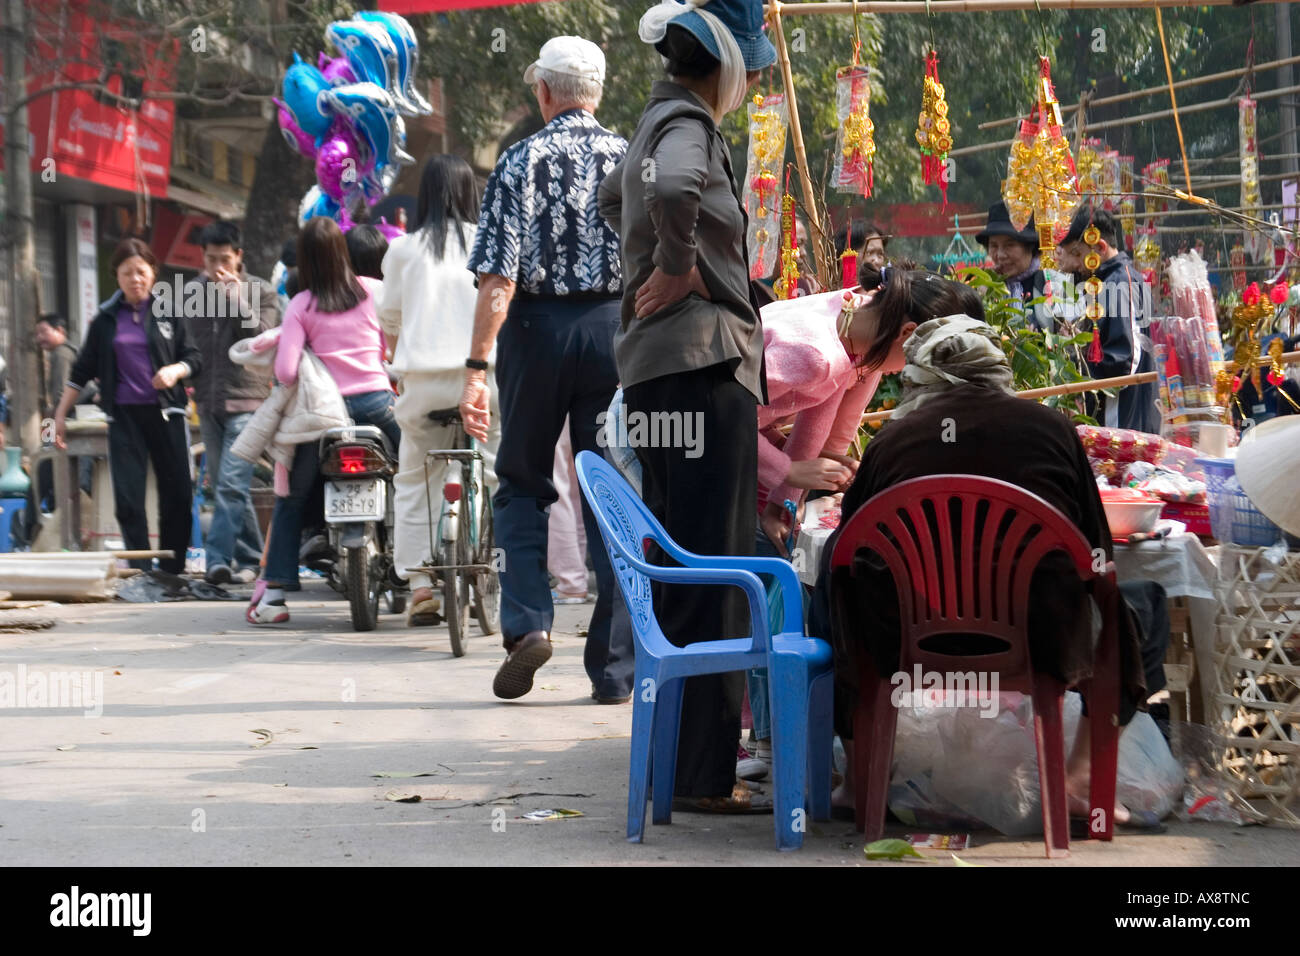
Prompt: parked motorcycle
<box><xmin>317</xmin><ymin>424</ymin><xmax>405</xmax><ymax>630</ymax></box>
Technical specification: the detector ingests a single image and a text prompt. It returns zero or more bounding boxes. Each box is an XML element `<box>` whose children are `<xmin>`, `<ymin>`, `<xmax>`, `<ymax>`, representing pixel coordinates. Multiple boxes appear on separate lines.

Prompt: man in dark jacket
<box><xmin>1059</xmin><ymin>204</ymin><xmax>1160</xmax><ymax>433</ymax></box>
<box><xmin>182</xmin><ymin>221</ymin><xmax>280</xmax><ymax>585</ymax></box>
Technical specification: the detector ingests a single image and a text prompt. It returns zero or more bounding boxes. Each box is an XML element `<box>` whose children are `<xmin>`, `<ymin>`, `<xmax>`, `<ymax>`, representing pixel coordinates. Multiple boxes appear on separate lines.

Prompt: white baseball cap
<box><xmin>523</xmin><ymin>36</ymin><xmax>606</xmax><ymax>86</ymax></box>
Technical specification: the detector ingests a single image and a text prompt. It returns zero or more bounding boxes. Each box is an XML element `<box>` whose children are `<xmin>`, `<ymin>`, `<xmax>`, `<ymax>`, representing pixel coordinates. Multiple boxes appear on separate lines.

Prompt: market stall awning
<box><xmin>378</xmin><ymin>0</ymin><xmax>570</xmax><ymax>12</ymax></box>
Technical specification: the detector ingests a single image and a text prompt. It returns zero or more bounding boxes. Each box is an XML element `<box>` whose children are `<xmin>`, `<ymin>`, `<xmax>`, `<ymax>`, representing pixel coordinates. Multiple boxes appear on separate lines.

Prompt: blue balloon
<box><xmin>322</xmin><ymin>82</ymin><xmax>413</xmax><ymax>171</ymax></box>
<box><xmin>326</xmin><ymin>20</ymin><xmax>396</xmax><ymax>93</ymax></box>
<box><xmin>355</xmin><ymin>11</ymin><xmax>430</xmax><ymax>116</ymax></box>
<box><xmin>298</xmin><ymin>185</ymin><xmax>340</xmax><ymax>228</ymax></box>
<box><xmin>282</xmin><ymin>52</ymin><xmax>333</xmax><ymax>140</ymax></box>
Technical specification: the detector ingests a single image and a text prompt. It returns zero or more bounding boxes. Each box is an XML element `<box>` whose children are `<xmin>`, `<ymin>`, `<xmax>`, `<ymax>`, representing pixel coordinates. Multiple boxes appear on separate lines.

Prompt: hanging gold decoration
<box><xmin>1002</xmin><ymin>56</ymin><xmax>1080</xmax><ymax>271</ymax></box>
<box><xmin>915</xmin><ymin>50</ymin><xmax>952</xmax><ymax>204</ymax></box>
<box><xmin>833</xmin><ymin>64</ymin><xmax>875</xmax><ymax>197</ymax></box>
<box><xmin>774</xmin><ymin>192</ymin><xmax>800</xmax><ymax>300</ymax></box>
<box><xmin>744</xmin><ymin>93</ymin><xmax>788</xmax><ymax>279</ymax></box>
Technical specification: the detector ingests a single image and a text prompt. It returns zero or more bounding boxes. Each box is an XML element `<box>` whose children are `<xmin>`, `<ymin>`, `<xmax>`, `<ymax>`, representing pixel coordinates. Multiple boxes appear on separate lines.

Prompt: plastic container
<box><xmin>1196</xmin><ymin>457</ymin><xmax>1287</xmax><ymax>547</ymax></box>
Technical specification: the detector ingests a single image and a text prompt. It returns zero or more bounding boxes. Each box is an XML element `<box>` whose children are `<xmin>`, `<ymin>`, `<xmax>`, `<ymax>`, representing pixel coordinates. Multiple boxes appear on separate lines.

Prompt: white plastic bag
<box><xmin>888</xmin><ymin>692</ymin><xmax>1185</xmax><ymax>835</ymax></box>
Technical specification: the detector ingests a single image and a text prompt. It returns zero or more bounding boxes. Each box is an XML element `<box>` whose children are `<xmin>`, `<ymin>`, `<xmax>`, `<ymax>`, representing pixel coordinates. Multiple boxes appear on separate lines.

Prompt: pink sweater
<box><xmin>276</xmin><ymin>276</ymin><xmax>391</xmax><ymax>396</ymax></box>
<box><xmin>758</xmin><ymin>289</ymin><xmax>882</xmax><ymax>510</ymax></box>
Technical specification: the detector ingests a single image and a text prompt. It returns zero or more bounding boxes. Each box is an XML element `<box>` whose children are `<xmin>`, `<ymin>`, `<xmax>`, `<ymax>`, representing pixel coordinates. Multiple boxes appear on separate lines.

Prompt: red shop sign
<box><xmin>4</xmin><ymin>1</ymin><xmax>178</xmax><ymax>198</ymax></box>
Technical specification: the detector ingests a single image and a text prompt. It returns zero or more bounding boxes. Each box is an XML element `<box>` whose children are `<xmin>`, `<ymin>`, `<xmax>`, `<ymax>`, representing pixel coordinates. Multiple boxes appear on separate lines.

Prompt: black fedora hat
<box><xmin>975</xmin><ymin>200</ymin><xmax>1038</xmax><ymax>247</ymax></box>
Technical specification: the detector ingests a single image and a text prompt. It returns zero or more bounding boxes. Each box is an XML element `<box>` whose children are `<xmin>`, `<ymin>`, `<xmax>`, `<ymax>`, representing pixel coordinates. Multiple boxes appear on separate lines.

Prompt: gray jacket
<box><xmin>598</xmin><ymin>81</ymin><xmax>766</xmax><ymax>403</ymax></box>
<box><xmin>182</xmin><ymin>268</ymin><xmax>280</xmax><ymax>415</ymax></box>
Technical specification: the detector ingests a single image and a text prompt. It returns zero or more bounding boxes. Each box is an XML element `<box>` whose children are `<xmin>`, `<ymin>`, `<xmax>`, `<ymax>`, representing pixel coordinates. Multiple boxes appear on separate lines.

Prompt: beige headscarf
<box><xmin>890</xmin><ymin>314</ymin><xmax>1015</xmax><ymax>422</ymax></box>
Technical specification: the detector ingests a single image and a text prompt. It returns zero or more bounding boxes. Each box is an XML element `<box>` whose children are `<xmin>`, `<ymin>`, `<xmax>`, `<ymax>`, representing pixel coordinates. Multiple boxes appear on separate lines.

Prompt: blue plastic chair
<box><xmin>574</xmin><ymin>451</ymin><xmax>834</xmax><ymax>851</ymax></box>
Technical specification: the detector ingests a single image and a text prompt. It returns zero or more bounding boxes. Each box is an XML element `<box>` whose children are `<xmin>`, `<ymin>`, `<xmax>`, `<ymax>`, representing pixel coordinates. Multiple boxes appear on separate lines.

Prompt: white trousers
<box><xmin>547</xmin><ymin>416</ymin><xmax>588</xmax><ymax>595</ymax></box>
<box><xmin>393</xmin><ymin>370</ymin><xmax>500</xmax><ymax>592</ymax></box>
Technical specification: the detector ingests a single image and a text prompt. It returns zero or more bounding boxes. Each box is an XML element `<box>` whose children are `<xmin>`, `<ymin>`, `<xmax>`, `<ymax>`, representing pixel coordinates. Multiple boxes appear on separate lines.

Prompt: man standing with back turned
<box><xmin>460</xmin><ymin>36</ymin><xmax>635</xmax><ymax>704</ymax></box>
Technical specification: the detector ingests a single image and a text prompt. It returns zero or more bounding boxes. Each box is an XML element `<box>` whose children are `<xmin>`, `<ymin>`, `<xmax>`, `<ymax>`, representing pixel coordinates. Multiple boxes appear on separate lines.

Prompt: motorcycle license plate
<box><xmin>325</xmin><ymin>480</ymin><xmax>385</xmax><ymax>522</ymax></box>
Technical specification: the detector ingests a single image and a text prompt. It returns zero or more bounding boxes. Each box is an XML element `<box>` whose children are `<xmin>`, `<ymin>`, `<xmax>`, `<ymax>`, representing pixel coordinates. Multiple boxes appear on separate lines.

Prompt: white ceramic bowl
<box><xmin>1102</xmin><ymin>498</ymin><xmax>1164</xmax><ymax>537</ymax></box>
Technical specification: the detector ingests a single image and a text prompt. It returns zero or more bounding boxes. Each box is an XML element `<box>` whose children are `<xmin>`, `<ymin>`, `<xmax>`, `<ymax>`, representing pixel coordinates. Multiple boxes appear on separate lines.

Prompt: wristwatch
<box><xmin>465</xmin><ymin>358</ymin><xmax>488</xmax><ymax>371</ymax></box>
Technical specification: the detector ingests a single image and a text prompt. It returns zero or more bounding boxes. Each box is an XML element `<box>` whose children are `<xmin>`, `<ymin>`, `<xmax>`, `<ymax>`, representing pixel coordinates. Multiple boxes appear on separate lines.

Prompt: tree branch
<box><xmin>4</xmin><ymin>80</ymin><xmax>271</xmax><ymax>116</ymax></box>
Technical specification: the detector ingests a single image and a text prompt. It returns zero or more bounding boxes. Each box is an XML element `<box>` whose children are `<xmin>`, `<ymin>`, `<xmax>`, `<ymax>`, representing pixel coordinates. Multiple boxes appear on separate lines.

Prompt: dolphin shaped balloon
<box><xmin>355</xmin><ymin>11</ymin><xmax>430</xmax><ymax>115</ymax></box>
<box><xmin>326</xmin><ymin>19</ymin><xmax>397</xmax><ymax>95</ymax></box>
<box><xmin>322</xmin><ymin>81</ymin><xmax>414</xmax><ymax>170</ymax></box>
<box><xmin>282</xmin><ymin>52</ymin><xmax>333</xmax><ymax>140</ymax></box>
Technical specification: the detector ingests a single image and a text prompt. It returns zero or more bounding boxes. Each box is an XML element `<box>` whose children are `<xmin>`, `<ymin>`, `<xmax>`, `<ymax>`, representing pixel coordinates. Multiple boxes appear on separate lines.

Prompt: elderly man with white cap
<box><xmin>460</xmin><ymin>35</ymin><xmax>634</xmax><ymax>704</ymax></box>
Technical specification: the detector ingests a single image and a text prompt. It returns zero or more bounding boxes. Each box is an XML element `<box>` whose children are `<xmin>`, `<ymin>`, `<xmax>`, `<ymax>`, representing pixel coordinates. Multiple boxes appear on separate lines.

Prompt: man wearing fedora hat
<box><xmin>976</xmin><ymin>199</ymin><xmax>1075</xmax><ymax>332</ymax></box>
<box><xmin>461</xmin><ymin>35</ymin><xmax>635</xmax><ymax>705</ymax></box>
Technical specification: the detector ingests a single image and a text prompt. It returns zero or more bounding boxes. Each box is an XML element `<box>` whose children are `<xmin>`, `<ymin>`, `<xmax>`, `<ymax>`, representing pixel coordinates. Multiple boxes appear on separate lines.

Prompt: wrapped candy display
<box><xmin>1078</xmin><ymin>426</ymin><xmax>1210</xmax><ymax>532</ymax></box>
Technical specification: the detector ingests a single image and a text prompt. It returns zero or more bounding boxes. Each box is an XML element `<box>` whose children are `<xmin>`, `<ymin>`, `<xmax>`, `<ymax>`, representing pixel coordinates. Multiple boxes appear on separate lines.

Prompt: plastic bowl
<box><xmin>1102</xmin><ymin>498</ymin><xmax>1164</xmax><ymax>537</ymax></box>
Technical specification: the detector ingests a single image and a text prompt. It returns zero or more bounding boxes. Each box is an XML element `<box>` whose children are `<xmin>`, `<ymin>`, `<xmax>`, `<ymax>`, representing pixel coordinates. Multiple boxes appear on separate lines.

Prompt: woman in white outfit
<box><xmin>379</xmin><ymin>155</ymin><xmax>501</xmax><ymax>625</ymax></box>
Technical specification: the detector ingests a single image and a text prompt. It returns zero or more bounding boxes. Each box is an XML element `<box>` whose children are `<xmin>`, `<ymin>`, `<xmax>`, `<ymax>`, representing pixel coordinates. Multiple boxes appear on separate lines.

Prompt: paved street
<box><xmin>0</xmin><ymin>582</ymin><xmax>1292</xmax><ymax>867</ymax></box>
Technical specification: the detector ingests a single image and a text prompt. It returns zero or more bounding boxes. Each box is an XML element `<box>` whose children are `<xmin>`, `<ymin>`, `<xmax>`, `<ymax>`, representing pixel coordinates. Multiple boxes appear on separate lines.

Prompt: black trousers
<box><xmin>107</xmin><ymin>404</ymin><xmax>192</xmax><ymax>574</ymax></box>
<box><xmin>493</xmin><ymin>295</ymin><xmax>635</xmax><ymax>698</ymax></box>
<box><xmin>624</xmin><ymin>363</ymin><xmax>758</xmax><ymax>798</ymax></box>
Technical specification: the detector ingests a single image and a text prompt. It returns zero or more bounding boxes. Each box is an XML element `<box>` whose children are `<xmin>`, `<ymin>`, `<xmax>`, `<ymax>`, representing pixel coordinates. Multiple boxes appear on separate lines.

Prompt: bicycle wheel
<box><xmin>443</xmin><ymin>529</ymin><xmax>471</xmax><ymax>657</ymax></box>
<box><xmin>473</xmin><ymin>488</ymin><xmax>500</xmax><ymax>635</ymax></box>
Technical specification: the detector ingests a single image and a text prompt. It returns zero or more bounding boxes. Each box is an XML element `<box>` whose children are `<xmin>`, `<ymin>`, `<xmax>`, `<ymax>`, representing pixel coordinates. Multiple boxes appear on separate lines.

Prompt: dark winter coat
<box><xmin>68</xmin><ymin>290</ymin><xmax>202</xmax><ymax>419</ymax></box>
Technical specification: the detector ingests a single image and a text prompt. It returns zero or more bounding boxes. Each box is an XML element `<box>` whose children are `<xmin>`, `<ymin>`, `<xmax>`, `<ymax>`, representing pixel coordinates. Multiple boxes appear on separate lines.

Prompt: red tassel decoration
<box><xmin>839</xmin><ymin>221</ymin><xmax>857</xmax><ymax>289</ymax></box>
<box><xmin>1088</xmin><ymin>327</ymin><xmax>1103</xmax><ymax>364</ymax></box>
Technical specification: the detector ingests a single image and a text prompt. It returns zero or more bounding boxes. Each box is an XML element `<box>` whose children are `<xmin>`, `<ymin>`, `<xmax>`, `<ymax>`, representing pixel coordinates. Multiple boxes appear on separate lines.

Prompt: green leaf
<box><xmin>951</xmin><ymin>854</ymin><xmax>985</xmax><ymax>867</ymax></box>
<box><xmin>864</xmin><ymin>838</ymin><xmax>925</xmax><ymax>860</ymax></box>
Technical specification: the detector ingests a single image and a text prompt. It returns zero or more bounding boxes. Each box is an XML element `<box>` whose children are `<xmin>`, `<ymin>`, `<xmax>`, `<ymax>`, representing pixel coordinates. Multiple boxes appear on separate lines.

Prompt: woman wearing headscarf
<box><xmin>811</xmin><ymin>310</ymin><xmax>1152</xmax><ymax>822</ymax></box>
<box><xmin>597</xmin><ymin>0</ymin><xmax>776</xmax><ymax>813</ymax></box>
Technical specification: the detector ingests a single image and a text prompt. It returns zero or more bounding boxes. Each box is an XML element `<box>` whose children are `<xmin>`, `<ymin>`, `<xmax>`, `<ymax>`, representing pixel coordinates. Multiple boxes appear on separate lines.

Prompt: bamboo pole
<box><xmin>951</xmin><ymin>84</ymin><xmax>1300</xmax><ymax>157</ymax></box>
<box><xmin>769</xmin><ymin>2</ymin><xmax>832</xmax><ymax>288</ymax></box>
<box><xmin>978</xmin><ymin>55</ymin><xmax>1300</xmax><ymax>130</ymax></box>
<box><xmin>860</xmin><ymin>351</ymin><xmax>1300</xmax><ymax>424</ymax></box>
<box><xmin>770</xmin><ymin>0</ymin><xmax>1282</xmax><ymax>12</ymax></box>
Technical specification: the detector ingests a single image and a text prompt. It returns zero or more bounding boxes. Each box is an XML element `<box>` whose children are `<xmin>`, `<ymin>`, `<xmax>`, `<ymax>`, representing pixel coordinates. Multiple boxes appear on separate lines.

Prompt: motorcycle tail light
<box><xmin>443</xmin><ymin>482</ymin><xmax>462</xmax><ymax>503</ymax></box>
<box><xmin>339</xmin><ymin>447</ymin><xmax>368</xmax><ymax>474</ymax></box>
<box><xmin>326</xmin><ymin>444</ymin><xmax>386</xmax><ymax>477</ymax></box>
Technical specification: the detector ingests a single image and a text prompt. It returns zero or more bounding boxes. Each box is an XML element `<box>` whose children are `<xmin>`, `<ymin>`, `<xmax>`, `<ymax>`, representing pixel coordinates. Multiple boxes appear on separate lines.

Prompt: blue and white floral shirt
<box><xmin>468</xmin><ymin>109</ymin><xmax>626</xmax><ymax>296</ymax></box>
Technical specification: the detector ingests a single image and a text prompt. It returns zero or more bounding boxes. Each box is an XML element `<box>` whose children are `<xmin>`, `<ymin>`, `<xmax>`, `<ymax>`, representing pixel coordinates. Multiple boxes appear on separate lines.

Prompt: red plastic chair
<box><xmin>829</xmin><ymin>475</ymin><xmax>1122</xmax><ymax>859</ymax></box>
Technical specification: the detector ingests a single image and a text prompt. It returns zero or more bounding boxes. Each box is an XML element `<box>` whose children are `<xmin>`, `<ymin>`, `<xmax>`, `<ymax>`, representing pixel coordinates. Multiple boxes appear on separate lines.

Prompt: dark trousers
<box><xmin>624</xmin><ymin>364</ymin><xmax>758</xmax><ymax>798</ymax></box>
<box><xmin>107</xmin><ymin>404</ymin><xmax>193</xmax><ymax>574</ymax></box>
<box><xmin>265</xmin><ymin>390</ymin><xmax>399</xmax><ymax>587</ymax></box>
<box><xmin>493</xmin><ymin>295</ymin><xmax>634</xmax><ymax>698</ymax></box>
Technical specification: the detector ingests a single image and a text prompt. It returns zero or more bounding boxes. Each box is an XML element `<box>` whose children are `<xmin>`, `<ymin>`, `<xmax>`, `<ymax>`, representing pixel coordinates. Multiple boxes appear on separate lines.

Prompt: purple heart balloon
<box><xmin>314</xmin><ymin>123</ymin><xmax>374</xmax><ymax>203</ymax></box>
<box><xmin>275</xmin><ymin>98</ymin><xmax>318</xmax><ymax>159</ymax></box>
<box><xmin>320</xmin><ymin>54</ymin><xmax>358</xmax><ymax>87</ymax></box>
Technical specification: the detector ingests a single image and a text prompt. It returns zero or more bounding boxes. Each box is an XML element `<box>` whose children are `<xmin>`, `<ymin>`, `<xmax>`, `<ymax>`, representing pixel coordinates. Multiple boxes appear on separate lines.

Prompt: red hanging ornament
<box><xmin>915</xmin><ymin>50</ymin><xmax>952</xmax><ymax>205</ymax></box>
<box><xmin>1270</xmin><ymin>280</ymin><xmax>1289</xmax><ymax>305</ymax></box>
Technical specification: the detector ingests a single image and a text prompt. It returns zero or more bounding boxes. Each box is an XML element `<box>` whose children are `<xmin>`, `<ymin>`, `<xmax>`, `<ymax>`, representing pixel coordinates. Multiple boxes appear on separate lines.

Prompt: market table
<box><xmin>1112</xmin><ymin>532</ymin><xmax>1219</xmax><ymax>723</ymax></box>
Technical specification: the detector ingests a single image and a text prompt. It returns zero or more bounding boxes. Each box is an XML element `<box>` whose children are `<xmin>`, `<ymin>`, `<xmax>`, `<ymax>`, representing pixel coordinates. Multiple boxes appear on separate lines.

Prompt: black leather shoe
<box><xmin>492</xmin><ymin>630</ymin><xmax>552</xmax><ymax>700</ymax></box>
<box><xmin>591</xmin><ymin>685</ymin><xmax>632</xmax><ymax>705</ymax></box>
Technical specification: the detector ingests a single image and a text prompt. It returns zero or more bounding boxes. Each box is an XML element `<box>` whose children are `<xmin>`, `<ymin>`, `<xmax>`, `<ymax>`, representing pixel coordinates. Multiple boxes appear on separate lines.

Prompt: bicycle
<box><xmin>411</xmin><ymin>407</ymin><xmax>499</xmax><ymax>657</ymax></box>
